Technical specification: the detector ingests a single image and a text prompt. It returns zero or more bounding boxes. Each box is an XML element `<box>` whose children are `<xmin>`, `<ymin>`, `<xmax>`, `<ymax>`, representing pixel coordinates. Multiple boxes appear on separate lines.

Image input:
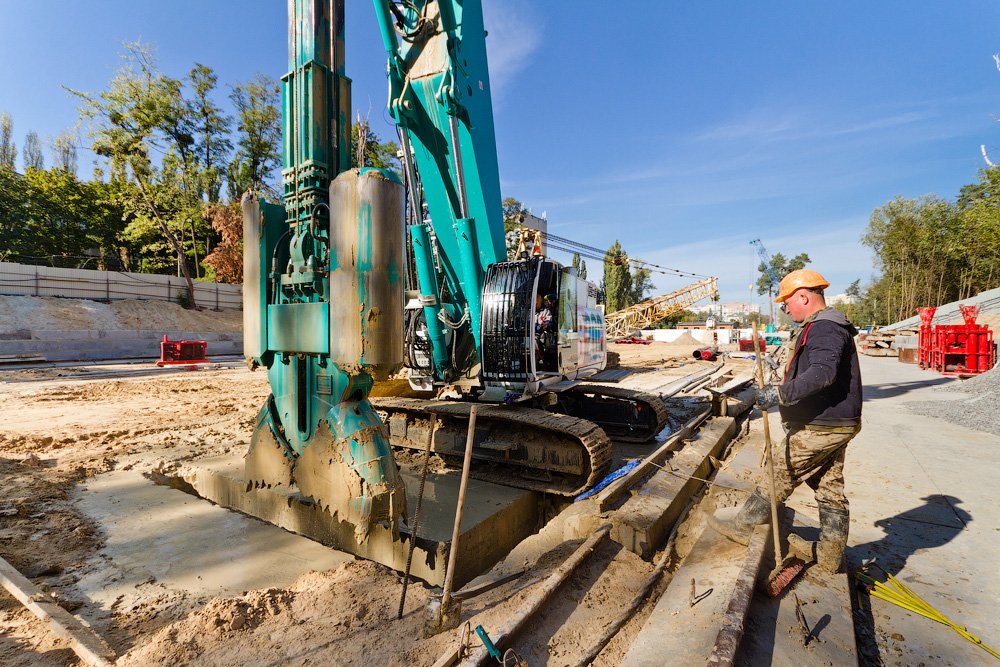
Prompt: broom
<box><xmin>752</xmin><ymin>324</ymin><xmax>805</xmax><ymax>597</ymax></box>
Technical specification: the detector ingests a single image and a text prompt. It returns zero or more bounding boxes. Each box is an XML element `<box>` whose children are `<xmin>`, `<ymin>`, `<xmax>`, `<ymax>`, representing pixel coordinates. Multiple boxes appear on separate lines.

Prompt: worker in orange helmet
<box><xmin>710</xmin><ymin>269</ymin><xmax>862</xmax><ymax>573</ymax></box>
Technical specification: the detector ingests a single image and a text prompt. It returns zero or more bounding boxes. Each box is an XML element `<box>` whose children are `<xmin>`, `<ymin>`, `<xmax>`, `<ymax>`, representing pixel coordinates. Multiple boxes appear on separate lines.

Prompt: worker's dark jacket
<box><xmin>778</xmin><ymin>308</ymin><xmax>862</xmax><ymax>427</ymax></box>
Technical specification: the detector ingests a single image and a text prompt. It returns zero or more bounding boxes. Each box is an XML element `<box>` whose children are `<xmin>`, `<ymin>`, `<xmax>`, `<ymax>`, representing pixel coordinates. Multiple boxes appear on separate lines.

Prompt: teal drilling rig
<box><xmin>242</xmin><ymin>0</ymin><xmax>670</xmax><ymax>540</ymax></box>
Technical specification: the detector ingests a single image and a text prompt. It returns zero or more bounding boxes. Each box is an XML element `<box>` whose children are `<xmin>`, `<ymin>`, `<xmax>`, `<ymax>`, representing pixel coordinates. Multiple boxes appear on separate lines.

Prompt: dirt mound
<box><xmin>116</xmin><ymin>561</ymin><xmax>444</xmax><ymax>667</ymax></box>
<box><xmin>0</xmin><ymin>295</ymin><xmax>241</xmax><ymax>334</ymax></box>
<box><xmin>665</xmin><ymin>331</ymin><xmax>702</xmax><ymax>346</ymax></box>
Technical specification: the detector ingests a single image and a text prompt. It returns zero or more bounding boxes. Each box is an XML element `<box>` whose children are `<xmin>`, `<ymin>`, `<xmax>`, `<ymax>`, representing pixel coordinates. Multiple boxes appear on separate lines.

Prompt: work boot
<box><xmin>708</xmin><ymin>489</ymin><xmax>771</xmax><ymax>545</ymax></box>
<box><xmin>786</xmin><ymin>533</ymin><xmax>816</xmax><ymax>563</ymax></box>
<box><xmin>816</xmin><ymin>503</ymin><xmax>850</xmax><ymax>574</ymax></box>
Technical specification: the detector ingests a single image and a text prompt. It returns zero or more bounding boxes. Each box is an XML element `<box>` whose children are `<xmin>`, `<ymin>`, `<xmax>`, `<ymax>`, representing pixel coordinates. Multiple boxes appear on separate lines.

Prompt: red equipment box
<box><xmin>919</xmin><ymin>305</ymin><xmax>995</xmax><ymax>376</ymax></box>
<box><xmin>156</xmin><ymin>335</ymin><xmax>210</xmax><ymax>367</ymax></box>
<box><xmin>738</xmin><ymin>338</ymin><xmax>766</xmax><ymax>352</ymax></box>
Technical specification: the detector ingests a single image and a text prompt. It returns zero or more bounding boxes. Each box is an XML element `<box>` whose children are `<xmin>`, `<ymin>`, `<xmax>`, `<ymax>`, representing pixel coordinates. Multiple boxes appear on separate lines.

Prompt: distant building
<box><xmin>691</xmin><ymin>302</ymin><xmax>761</xmax><ymax>320</ymax></box>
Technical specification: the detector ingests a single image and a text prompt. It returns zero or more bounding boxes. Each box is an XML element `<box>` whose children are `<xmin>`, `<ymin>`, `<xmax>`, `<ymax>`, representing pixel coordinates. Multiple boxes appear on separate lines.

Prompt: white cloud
<box><xmin>696</xmin><ymin>106</ymin><xmax>929</xmax><ymax>145</ymax></box>
<box><xmin>482</xmin><ymin>1</ymin><xmax>540</xmax><ymax>101</ymax></box>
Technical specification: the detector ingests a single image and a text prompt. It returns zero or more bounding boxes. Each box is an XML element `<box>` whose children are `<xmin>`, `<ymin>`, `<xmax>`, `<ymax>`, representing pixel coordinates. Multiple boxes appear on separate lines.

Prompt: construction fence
<box><xmin>0</xmin><ymin>262</ymin><xmax>242</xmax><ymax>310</ymax></box>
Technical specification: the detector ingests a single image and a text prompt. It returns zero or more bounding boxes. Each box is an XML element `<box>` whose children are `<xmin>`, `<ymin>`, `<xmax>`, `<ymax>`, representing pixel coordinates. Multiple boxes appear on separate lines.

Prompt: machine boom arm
<box><xmin>373</xmin><ymin>1</ymin><xmax>506</xmax><ymax>380</ymax></box>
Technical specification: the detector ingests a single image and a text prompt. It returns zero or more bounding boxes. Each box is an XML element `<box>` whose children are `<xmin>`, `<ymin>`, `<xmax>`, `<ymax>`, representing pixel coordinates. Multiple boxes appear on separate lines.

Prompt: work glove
<box><xmin>755</xmin><ymin>385</ymin><xmax>781</xmax><ymax>410</ymax></box>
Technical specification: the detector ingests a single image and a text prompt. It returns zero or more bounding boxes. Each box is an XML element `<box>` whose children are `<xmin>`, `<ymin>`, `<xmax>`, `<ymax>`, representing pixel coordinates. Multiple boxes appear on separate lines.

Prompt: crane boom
<box><xmin>750</xmin><ymin>238</ymin><xmax>781</xmax><ymax>294</ymax></box>
<box><xmin>604</xmin><ymin>277</ymin><xmax>719</xmax><ymax>340</ymax></box>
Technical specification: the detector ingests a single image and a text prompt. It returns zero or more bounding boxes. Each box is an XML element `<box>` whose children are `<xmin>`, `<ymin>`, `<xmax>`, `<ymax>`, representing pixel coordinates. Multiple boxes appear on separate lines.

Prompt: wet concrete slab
<box><xmin>612</xmin><ymin>416</ymin><xmax>736</xmax><ymax>558</ymax></box>
<box><xmin>622</xmin><ymin>524</ymin><xmax>767</xmax><ymax>666</ymax></box>
<box><xmin>153</xmin><ymin>452</ymin><xmax>542</xmax><ymax>588</ymax></box>
<box><xmin>74</xmin><ymin>468</ymin><xmax>352</xmax><ymax>609</ymax></box>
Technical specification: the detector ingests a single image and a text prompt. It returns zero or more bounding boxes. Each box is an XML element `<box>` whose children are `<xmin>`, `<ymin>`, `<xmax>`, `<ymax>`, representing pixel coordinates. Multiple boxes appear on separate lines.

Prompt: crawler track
<box><xmin>370</xmin><ymin>397</ymin><xmax>612</xmax><ymax>496</ymax></box>
<box><xmin>564</xmin><ymin>384</ymin><xmax>670</xmax><ymax>443</ymax></box>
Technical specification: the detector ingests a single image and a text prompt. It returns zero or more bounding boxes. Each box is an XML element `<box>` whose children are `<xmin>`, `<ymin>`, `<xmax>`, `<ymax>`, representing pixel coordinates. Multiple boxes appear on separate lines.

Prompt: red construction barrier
<box><xmin>920</xmin><ymin>305</ymin><xmax>995</xmax><ymax>376</ymax></box>
<box><xmin>156</xmin><ymin>335</ymin><xmax>210</xmax><ymax>367</ymax></box>
<box><xmin>738</xmin><ymin>338</ymin><xmax>766</xmax><ymax>352</ymax></box>
<box><xmin>916</xmin><ymin>306</ymin><xmax>936</xmax><ymax>369</ymax></box>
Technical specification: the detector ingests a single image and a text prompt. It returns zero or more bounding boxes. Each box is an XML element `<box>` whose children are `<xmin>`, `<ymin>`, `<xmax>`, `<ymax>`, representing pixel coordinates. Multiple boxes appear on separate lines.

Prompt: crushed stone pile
<box><xmin>907</xmin><ymin>363</ymin><xmax>1000</xmax><ymax>437</ymax></box>
<box><xmin>0</xmin><ymin>295</ymin><xmax>242</xmax><ymax>334</ymax></box>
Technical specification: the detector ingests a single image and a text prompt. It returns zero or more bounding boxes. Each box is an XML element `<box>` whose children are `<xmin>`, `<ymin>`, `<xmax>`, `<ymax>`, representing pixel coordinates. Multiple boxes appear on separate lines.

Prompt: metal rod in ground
<box><xmin>441</xmin><ymin>405</ymin><xmax>478</xmax><ymax>613</ymax></box>
<box><xmin>461</xmin><ymin>524</ymin><xmax>613</xmax><ymax>667</ymax></box>
<box><xmin>398</xmin><ymin>413</ymin><xmax>438</xmax><ymax>619</ymax></box>
<box><xmin>572</xmin><ymin>490</ymin><xmax>702</xmax><ymax>666</ymax></box>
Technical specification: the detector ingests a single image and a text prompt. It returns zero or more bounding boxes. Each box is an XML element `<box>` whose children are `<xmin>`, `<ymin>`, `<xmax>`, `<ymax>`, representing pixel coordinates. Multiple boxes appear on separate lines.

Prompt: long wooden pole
<box><xmin>441</xmin><ymin>404</ymin><xmax>478</xmax><ymax>613</ymax></box>
<box><xmin>398</xmin><ymin>413</ymin><xmax>438</xmax><ymax>618</ymax></box>
<box><xmin>752</xmin><ymin>323</ymin><xmax>783</xmax><ymax>569</ymax></box>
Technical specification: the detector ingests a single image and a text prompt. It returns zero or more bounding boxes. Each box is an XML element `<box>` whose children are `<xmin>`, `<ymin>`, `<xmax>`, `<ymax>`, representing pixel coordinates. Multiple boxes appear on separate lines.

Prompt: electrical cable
<box><xmin>535</xmin><ymin>230</ymin><xmax>713</xmax><ymax>279</ymax></box>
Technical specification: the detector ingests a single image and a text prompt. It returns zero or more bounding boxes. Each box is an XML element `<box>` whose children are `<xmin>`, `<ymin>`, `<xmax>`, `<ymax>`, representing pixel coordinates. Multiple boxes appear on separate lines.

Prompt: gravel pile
<box><xmin>907</xmin><ymin>363</ymin><xmax>1000</xmax><ymax>436</ymax></box>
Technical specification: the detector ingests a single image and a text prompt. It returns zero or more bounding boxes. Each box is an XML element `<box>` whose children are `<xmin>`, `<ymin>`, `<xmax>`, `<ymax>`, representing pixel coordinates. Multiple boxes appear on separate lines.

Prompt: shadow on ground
<box><xmin>847</xmin><ymin>494</ymin><xmax>970</xmax><ymax>667</ymax></box>
<box><xmin>863</xmin><ymin>378</ymin><xmax>952</xmax><ymax>400</ymax></box>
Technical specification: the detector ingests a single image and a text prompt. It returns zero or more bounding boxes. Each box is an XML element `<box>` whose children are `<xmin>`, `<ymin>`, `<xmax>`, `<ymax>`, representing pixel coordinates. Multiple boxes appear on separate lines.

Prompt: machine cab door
<box><xmin>481</xmin><ymin>257</ymin><xmax>563</xmax><ymax>388</ymax></box>
<box><xmin>557</xmin><ymin>268</ymin><xmax>579</xmax><ymax>375</ymax></box>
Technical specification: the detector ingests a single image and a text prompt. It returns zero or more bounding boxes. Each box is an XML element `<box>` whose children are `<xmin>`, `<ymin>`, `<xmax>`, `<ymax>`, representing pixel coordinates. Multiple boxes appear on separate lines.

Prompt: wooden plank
<box><xmin>0</xmin><ymin>555</ymin><xmax>115</xmax><ymax>666</ymax></box>
<box><xmin>707</xmin><ymin>525</ymin><xmax>770</xmax><ymax>666</ymax></box>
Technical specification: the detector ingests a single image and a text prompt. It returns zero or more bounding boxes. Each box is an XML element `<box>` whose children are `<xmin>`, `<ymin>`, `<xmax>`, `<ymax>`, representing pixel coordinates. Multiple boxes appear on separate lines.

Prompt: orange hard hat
<box><xmin>774</xmin><ymin>269</ymin><xmax>830</xmax><ymax>303</ymax></box>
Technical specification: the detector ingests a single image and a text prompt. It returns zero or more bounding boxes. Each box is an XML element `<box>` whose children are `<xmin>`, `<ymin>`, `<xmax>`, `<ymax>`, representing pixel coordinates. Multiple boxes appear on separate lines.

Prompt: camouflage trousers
<box><xmin>760</xmin><ymin>423</ymin><xmax>861</xmax><ymax>511</ymax></box>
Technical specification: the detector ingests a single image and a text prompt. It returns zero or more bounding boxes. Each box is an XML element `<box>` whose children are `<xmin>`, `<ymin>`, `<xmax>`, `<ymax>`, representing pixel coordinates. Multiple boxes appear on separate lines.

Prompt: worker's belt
<box><xmin>784</xmin><ymin>422</ymin><xmax>861</xmax><ymax>435</ymax></box>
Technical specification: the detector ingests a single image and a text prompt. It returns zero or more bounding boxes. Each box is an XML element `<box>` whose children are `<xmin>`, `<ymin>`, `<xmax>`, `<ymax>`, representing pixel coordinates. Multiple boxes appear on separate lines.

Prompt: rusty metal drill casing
<box><xmin>328</xmin><ymin>168</ymin><xmax>405</xmax><ymax>380</ymax></box>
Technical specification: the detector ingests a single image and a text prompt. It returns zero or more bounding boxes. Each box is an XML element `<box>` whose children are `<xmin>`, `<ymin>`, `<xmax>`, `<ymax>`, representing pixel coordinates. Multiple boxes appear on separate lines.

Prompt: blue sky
<box><xmin>1</xmin><ymin>1</ymin><xmax>998</xmax><ymax>305</ymax></box>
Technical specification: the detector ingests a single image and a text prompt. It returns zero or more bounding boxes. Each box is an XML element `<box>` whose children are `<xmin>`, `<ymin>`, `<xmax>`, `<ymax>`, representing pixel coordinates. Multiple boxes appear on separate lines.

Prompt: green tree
<box><xmin>630</xmin><ymin>265</ymin><xmax>654</xmax><ymax>303</ymax></box>
<box><xmin>571</xmin><ymin>252</ymin><xmax>588</xmax><ymax>280</ymax></box>
<box><xmin>0</xmin><ymin>168</ymin><xmax>128</xmax><ymax>267</ymax></box>
<box><xmin>756</xmin><ymin>251</ymin><xmax>811</xmax><ymax>299</ymax></box>
<box><xmin>228</xmin><ymin>73</ymin><xmax>281</xmax><ymax>200</ymax></box>
<box><xmin>502</xmin><ymin>197</ymin><xmax>526</xmax><ymax>260</ymax></box>
<box><xmin>70</xmin><ymin>41</ymin><xmax>204</xmax><ymax>302</ymax></box>
<box><xmin>50</xmin><ymin>130</ymin><xmax>78</xmax><ymax>175</ymax></box>
<box><xmin>187</xmin><ymin>64</ymin><xmax>231</xmax><ymax>203</ymax></box>
<box><xmin>0</xmin><ymin>113</ymin><xmax>16</xmax><ymax>169</ymax></box>
<box><xmin>650</xmin><ymin>308</ymin><xmax>698</xmax><ymax>329</ymax></box>
<box><xmin>23</xmin><ymin>131</ymin><xmax>44</xmax><ymax>171</ymax></box>
<box><xmin>351</xmin><ymin>116</ymin><xmax>399</xmax><ymax>171</ymax></box>
<box><xmin>603</xmin><ymin>240</ymin><xmax>632</xmax><ymax>313</ymax></box>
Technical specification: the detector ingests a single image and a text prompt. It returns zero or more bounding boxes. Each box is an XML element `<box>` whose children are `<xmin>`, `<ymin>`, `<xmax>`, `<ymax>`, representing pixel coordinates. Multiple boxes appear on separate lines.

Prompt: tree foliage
<box><xmin>603</xmin><ymin>240</ymin><xmax>632</xmax><ymax>313</ymax></box>
<box><xmin>756</xmin><ymin>251</ymin><xmax>811</xmax><ymax>298</ymax></box>
<box><xmin>228</xmin><ymin>74</ymin><xmax>281</xmax><ymax>201</ymax></box>
<box><xmin>571</xmin><ymin>252</ymin><xmax>587</xmax><ymax>280</ymax></box>
<box><xmin>23</xmin><ymin>131</ymin><xmax>44</xmax><ymax>171</ymax></box>
<box><xmin>50</xmin><ymin>130</ymin><xmax>78</xmax><ymax>174</ymax></box>
<box><xmin>0</xmin><ymin>167</ymin><xmax>128</xmax><ymax>267</ymax></box>
<box><xmin>0</xmin><ymin>113</ymin><xmax>15</xmax><ymax>169</ymax></box>
<box><xmin>202</xmin><ymin>202</ymin><xmax>243</xmax><ymax>282</ymax></box>
<box><xmin>855</xmin><ymin>177</ymin><xmax>1000</xmax><ymax>324</ymax></box>
<box><xmin>352</xmin><ymin>117</ymin><xmax>399</xmax><ymax>171</ymax></box>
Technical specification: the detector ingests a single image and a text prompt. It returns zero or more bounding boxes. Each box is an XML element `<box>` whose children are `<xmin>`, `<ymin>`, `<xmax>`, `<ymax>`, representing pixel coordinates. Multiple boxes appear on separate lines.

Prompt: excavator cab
<box><xmin>480</xmin><ymin>257</ymin><xmax>605</xmax><ymax>399</ymax></box>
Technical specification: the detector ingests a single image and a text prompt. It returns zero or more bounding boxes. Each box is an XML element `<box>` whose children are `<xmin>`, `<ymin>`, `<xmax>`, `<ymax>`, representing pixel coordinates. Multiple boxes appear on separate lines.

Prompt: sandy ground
<box><xmin>0</xmin><ymin>295</ymin><xmax>242</xmax><ymax>334</ymax></box>
<box><xmin>0</xmin><ymin>364</ymin><xmax>268</xmax><ymax>665</ymax></box>
<box><xmin>0</xmin><ymin>337</ymin><xmax>721</xmax><ymax>666</ymax></box>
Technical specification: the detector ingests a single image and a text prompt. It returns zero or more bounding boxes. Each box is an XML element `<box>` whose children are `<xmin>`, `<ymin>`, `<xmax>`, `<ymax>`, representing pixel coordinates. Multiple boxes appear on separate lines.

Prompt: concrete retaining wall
<box><xmin>0</xmin><ymin>262</ymin><xmax>242</xmax><ymax>310</ymax></box>
<box><xmin>0</xmin><ymin>329</ymin><xmax>242</xmax><ymax>362</ymax></box>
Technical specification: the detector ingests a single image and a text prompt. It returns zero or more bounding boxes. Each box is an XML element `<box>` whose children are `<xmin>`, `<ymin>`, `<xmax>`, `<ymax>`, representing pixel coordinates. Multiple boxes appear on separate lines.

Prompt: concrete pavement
<box><xmin>783</xmin><ymin>355</ymin><xmax>999</xmax><ymax>665</ymax></box>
